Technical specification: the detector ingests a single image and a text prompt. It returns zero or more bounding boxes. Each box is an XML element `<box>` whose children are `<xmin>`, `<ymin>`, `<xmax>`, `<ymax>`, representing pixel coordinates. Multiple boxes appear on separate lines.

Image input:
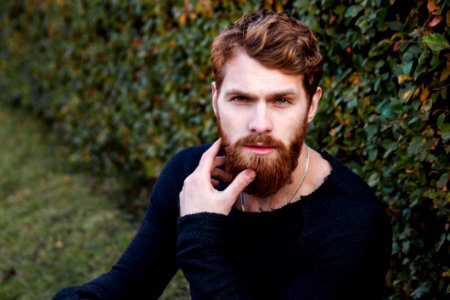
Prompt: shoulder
<box><xmin>146</xmin><ymin>144</ymin><xmax>211</xmax><ymax>216</ymax></box>
<box><xmin>301</xmin><ymin>152</ymin><xmax>392</xmax><ymax>267</ymax></box>
<box><xmin>151</xmin><ymin>144</ymin><xmax>211</xmax><ymax>195</ymax></box>
<box><xmin>299</xmin><ymin>152</ymin><xmax>392</xmax><ymax>292</ymax></box>
<box><xmin>304</xmin><ymin>151</ymin><xmax>389</xmax><ymax>232</ymax></box>
<box><xmin>161</xmin><ymin>144</ymin><xmax>211</xmax><ymax>178</ymax></box>
<box><xmin>152</xmin><ymin>144</ymin><xmax>212</xmax><ymax>196</ymax></box>
<box><xmin>319</xmin><ymin>152</ymin><xmax>379</xmax><ymax>203</ymax></box>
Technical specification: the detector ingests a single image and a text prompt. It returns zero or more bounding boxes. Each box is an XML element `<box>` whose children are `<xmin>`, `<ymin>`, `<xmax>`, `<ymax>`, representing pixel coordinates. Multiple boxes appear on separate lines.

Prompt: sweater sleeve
<box><xmin>53</xmin><ymin>146</ymin><xmax>206</xmax><ymax>300</ymax></box>
<box><xmin>177</xmin><ymin>213</ymin><xmax>253</xmax><ymax>300</ymax></box>
<box><xmin>177</xmin><ymin>205</ymin><xmax>391</xmax><ymax>300</ymax></box>
<box><xmin>177</xmin><ymin>156</ymin><xmax>391</xmax><ymax>300</ymax></box>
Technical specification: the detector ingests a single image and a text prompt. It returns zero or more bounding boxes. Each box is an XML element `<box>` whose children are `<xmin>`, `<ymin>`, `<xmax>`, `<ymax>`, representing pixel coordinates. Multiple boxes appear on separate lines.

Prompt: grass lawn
<box><xmin>0</xmin><ymin>104</ymin><xmax>189</xmax><ymax>299</ymax></box>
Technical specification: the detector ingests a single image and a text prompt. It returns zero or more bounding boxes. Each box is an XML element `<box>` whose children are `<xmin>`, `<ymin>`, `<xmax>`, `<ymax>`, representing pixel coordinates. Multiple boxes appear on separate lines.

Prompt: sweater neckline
<box><xmin>231</xmin><ymin>151</ymin><xmax>341</xmax><ymax>216</ymax></box>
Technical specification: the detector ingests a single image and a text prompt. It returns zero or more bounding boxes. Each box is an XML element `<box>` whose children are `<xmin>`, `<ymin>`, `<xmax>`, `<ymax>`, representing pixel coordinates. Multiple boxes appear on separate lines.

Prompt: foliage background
<box><xmin>0</xmin><ymin>0</ymin><xmax>448</xmax><ymax>299</ymax></box>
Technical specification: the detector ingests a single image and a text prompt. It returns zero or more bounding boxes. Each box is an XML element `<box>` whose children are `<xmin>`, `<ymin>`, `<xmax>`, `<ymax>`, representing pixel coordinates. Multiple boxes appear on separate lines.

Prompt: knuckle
<box><xmin>183</xmin><ymin>175</ymin><xmax>193</xmax><ymax>186</ymax></box>
<box><xmin>235</xmin><ymin>175</ymin><xmax>250</xmax><ymax>190</ymax></box>
<box><xmin>199</xmin><ymin>154</ymin><xmax>209</xmax><ymax>165</ymax></box>
<box><xmin>183</xmin><ymin>172</ymin><xmax>200</xmax><ymax>186</ymax></box>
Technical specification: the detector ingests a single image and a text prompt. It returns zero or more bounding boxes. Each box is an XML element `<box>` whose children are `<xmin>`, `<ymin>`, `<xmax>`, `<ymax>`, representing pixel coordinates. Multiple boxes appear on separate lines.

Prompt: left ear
<box><xmin>307</xmin><ymin>86</ymin><xmax>322</xmax><ymax>123</ymax></box>
<box><xmin>211</xmin><ymin>81</ymin><xmax>219</xmax><ymax>116</ymax></box>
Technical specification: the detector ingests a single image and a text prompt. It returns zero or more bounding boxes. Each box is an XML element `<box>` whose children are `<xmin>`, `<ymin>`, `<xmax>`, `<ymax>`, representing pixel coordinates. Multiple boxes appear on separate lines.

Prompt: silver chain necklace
<box><xmin>240</xmin><ymin>146</ymin><xmax>310</xmax><ymax>212</ymax></box>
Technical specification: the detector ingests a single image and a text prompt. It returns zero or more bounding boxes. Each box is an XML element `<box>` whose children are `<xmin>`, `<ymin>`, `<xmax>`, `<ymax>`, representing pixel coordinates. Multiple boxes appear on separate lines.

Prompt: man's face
<box><xmin>212</xmin><ymin>50</ymin><xmax>320</xmax><ymax>198</ymax></box>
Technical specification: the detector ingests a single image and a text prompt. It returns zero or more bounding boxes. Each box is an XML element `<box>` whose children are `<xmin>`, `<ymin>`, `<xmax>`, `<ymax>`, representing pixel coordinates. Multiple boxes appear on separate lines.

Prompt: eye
<box><xmin>231</xmin><ymin>96</ymin><xmax>248</xmax><ymax>102</ymax></box>
<box><xmin>275</xmin><ymin>97</ymin><xmax>289</xmax><ymax>104</ymax></box>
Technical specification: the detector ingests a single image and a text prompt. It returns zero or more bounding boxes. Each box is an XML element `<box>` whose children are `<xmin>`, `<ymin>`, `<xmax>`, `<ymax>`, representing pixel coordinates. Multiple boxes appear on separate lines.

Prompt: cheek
<box><xmin>217</xmin><ymin>105</ymin><xmax>245</xmax><ymax>129</ymax></box>
<box><xmin>277</xmin><ymin>115</ymin><xmax>306</xmax><ymax>141</ymax></box>
<box><xmin>220</xmin><ymin>118</ymin><xmax>240</xmax><ymax>139</ymax></box>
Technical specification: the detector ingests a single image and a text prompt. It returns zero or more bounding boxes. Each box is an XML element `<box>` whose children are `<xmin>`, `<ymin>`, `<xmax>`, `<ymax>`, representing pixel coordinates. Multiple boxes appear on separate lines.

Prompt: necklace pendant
<box><xmin>239</xmin><ymin>193</ymin><xmax>246</xmax><ymax>212</ymax></box>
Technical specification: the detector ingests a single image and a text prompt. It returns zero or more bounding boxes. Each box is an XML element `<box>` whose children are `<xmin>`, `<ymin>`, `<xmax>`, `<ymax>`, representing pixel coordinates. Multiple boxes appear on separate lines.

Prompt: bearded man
<box><xmin>54</xmin><ymin>10</ymin><xmax>392</xmax><ymax>300</ymax></box>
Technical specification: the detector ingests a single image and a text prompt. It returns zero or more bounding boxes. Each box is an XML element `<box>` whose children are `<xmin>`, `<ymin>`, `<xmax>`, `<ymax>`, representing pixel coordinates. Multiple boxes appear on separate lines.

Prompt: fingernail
<box><xmin>246</xmin><ymin>170</ymin><xmax>256</xmax><ymax>179</ymax></box>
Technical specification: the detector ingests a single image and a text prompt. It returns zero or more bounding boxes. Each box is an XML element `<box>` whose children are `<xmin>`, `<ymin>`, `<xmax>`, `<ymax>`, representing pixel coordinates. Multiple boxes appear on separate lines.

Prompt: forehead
<box><xmin>220</xmin><ymin>50</ymin><xmax>305</xmax><ymax>96</ymax></box>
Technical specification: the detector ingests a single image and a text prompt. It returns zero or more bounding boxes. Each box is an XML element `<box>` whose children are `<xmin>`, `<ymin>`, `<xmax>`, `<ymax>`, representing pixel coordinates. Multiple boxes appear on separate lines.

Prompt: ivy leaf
<box><xmin>345</xmin><ymin>5</ymin><xmax>363</xmax><ymax>18</ymax></box>
<box><xmin>439</xmin><ymin>123</ymin><xmax>450</xmax><ymax>142</ymax></box>
<box><xmin>407</xmin><ymin>136</ymin><xmax>425</xmax><ymax>155</ymax></box>
<box><xmin>411</xmin><ymin>286</ymin><xmax>430</xmax><ymax>299</ymax></box>
<box><xmin>436</xmin><ymin>172</ymin><xmax>449</xmax><ymax>189</ymax></box>
<box><xmin>422</xmin><ymin>33</ymin><xmax>450</xmax><ymax>53</ymax></box>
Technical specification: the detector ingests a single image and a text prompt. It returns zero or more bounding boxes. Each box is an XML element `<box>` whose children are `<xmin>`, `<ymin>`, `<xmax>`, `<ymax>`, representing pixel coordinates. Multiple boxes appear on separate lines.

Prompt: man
<box><xmin>54</xmin><ymin>10</ymin><xmax>391</xmax><ymax>299</ymax></box>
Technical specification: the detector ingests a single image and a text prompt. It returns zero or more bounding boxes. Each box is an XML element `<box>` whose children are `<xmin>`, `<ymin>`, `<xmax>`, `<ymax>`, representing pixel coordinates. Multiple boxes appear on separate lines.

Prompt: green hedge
<box><xmin>0</xmin><ymin>0</ymin><xmax>448</xmax><ymax>299</ymax></box>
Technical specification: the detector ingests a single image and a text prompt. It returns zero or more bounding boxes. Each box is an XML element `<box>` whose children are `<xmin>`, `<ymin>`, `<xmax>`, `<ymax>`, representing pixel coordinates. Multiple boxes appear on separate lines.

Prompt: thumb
<box><xmin>224</xmin><ymin>169</ymin><xmax>256</xmax><ymax>200</ymax></box>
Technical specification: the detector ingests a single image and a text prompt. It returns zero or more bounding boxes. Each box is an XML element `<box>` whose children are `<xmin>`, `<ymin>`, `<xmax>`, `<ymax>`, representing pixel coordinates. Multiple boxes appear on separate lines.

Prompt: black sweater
<box><xmin>54</xmin><ymin>145</ymin><xmax>392</xmax><ymax>300</ymax></box>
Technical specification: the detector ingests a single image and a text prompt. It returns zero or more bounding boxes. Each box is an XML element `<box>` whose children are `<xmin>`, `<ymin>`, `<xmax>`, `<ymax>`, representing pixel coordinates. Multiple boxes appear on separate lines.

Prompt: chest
<box><xmin>226</xmin><ymin>210</ymin><xmax>307</xmax><ymax>298</ymax></box>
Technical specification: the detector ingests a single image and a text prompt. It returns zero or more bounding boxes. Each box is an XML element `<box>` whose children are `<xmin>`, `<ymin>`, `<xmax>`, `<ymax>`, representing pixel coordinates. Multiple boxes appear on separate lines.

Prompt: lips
<box><xmin>244</xmin><ymin>143</ymin><xmax>276</xmax><ymax>155</ymax></box>
<box><xmin>247</xmin><ymin>142</ymin><xmax>274</xmax><ymax>148</ymax></box>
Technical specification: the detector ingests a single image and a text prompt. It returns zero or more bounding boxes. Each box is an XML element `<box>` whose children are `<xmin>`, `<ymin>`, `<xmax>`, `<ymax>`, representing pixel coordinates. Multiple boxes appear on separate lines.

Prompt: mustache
<box><xmin>232</xmin><ymin>134</ymin><xmax>284</xmax><ymax>149</ymax></box>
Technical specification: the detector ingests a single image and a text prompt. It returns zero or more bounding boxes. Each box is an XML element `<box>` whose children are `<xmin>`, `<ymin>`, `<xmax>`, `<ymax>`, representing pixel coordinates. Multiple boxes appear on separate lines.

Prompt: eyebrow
<box><xmin>224</xmin><ymin>88</ymin><xmax>299</xmax><ymax>100</ymax></box>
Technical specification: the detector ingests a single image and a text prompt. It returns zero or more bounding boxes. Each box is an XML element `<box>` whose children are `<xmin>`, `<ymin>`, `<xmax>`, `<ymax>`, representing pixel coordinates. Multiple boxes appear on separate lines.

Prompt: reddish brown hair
<box><xmin>211</xmin><ymin>10</ymin><xmax>323</xmax><ymax>102</ymax></box>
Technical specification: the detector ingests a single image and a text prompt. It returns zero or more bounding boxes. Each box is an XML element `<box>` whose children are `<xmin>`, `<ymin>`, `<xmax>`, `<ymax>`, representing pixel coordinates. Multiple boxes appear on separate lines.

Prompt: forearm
<box><xmin>177</xmin><ymin>213</ymin><xmax>252</xmax><ymax>300</ymax></box>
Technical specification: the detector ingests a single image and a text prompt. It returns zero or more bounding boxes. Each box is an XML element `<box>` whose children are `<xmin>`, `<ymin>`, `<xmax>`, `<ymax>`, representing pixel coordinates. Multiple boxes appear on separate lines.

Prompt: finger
<box><xmin>211</xmin><ymin>168</ymin><xmax>233</xmax><ymax>183</ymax></box>
<box><xmin>198</xmin><ymin>139</ymin><xmax>222</xmax><ymax>173</ymax></box>
<box><xmin>211</xmin><ymin>178</ymin><xmax>219</xmax><ymax>187</ymax></box>
<box><xmin>211</xmin><ymin>156</ymin><xmax>225</xmax><ymax>170</ymax></box>
<box><xmin>223</xmin><ymin>169</ymin><xmax>256</xmax><ymax>200</ymax></box>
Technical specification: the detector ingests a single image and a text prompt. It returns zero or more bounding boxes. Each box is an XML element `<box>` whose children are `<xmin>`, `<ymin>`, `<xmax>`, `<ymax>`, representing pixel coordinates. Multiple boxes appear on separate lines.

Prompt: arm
<box><xmin>177</xmin><ymin>142</ymin><xmax>391</xmax><ymax>299</ymax></box>
<box><xmin>177</xmin><ymin>207</ymin><xmax>391</xmax><ymax>300</ymax></box>
<box><xmin>54</xmin><ymin>148</ymin><xmax>197</xmax><ymax>300</ymax></box>
<box><xmin>177</xmin><ymin>213</ymin><xmax>252</xmax><ymax>300</ymax></box>
<box><xmin>177</xmin><ymin>139</ymin><xmax>255</xmax><ymax>299</ymax></box>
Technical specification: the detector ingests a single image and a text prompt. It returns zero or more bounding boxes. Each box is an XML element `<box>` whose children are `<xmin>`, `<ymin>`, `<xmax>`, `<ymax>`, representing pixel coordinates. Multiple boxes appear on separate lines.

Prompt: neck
<box><xmin>239</xmin><ymin>143</ymin><xmax>311</xmax><ymax>212</ymax></box>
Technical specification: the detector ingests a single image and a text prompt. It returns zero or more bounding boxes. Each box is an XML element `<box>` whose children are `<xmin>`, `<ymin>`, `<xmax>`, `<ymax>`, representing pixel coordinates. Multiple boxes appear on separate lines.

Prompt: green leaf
<box><xmin>387</xmin><ymin>21</ymin><xmax>402</xmax><ymax>31</ymax></box>
<box><xmin>407</xmin><ymin>136</ymin><xmax>425</xmax><ymax>155</ymax></box>
<box><xmin>367</xmin><ymin>172</ymin><xmax>379</xmax><ymax>187</ymax></box>
<box><xmin>369</xmin><ymin>39</ymin><xmax>390</xmax><ymax>57</ymax></box>
<box><xmin>436</xmin><ymin>172</ymin><xmax>449</xmax><ymax>189</ymax></box>
<box><xmin>411</xmin><ymin>286</ymin><xmax>430</xmax><ymax>299</ymax></box>
<box><xmin>382</xmin><ymin>140</ymin><xmax>398</xmax><ymax>158</ymax></box>
<box><xmin>422</xmin><ymin>33</ymin><xmax>450</xmax><ymax>53</ymax></box>
<box><xmin>368</xmin><ymin>148</ymin><xmax>378</xmax><ymax>161</ymax></box>
<box><xmin>402</xmin><ymin>61</ymin><xmax>414</xmax><ymax>75</ymax></box>
<box><xmin>345</xmin><ymin>5</ymin><xmax>364</xmax><ymax>18</ymax></box>
<box><xmin>438</xmin><ymin>122</ymin><xmax>450</xmax><ymax>142</ymax></box>
<box><xmin>437</xmin><ymin>113</ymin><xmax>445</xmax><ymax>127</ymax></box>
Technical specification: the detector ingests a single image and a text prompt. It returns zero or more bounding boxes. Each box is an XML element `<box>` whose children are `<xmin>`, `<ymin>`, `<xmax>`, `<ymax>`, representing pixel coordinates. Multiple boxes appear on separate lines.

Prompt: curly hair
<box><xmin>211</xmin><ymin>10</ymin><xmax>323</xmax><ymax>102</ymax></box>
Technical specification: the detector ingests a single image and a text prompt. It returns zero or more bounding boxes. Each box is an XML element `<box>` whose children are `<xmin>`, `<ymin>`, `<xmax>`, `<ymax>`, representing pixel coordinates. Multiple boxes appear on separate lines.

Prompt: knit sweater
<box><xmin>53</xmin><ymin>144</ymin><xmax>392</xmax><ymax>300</ymax></box>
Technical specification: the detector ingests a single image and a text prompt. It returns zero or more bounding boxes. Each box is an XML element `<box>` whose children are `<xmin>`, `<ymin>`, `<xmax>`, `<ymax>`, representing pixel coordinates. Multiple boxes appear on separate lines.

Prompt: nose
<box><xmin>248</xmin><ymin>102</ymin><xmax>273</xmax><ymax>134</ymax></box>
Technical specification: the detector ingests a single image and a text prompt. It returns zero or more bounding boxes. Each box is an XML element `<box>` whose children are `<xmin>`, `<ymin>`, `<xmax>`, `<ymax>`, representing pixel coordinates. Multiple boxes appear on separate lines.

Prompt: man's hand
<box><xmin>179</xmin><ymin>139</ymin><xmax>255</xmax><ymax>216</ymax></box>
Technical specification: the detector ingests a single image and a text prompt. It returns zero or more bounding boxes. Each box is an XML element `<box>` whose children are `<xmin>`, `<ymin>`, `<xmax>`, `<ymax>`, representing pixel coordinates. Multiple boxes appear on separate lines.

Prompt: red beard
<box><xmin>217</xmin><ymin>118</ymin><xmax>308</xmax><ymax>198</ymax></box>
